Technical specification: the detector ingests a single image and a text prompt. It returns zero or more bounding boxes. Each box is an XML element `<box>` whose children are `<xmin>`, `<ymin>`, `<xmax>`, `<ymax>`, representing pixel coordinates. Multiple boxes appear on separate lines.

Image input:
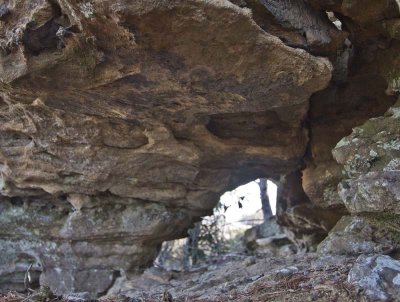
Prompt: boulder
<box><xmin>320</xmin><ymin>103</ymin><xmax>400</xmax><ymax>255</ymax></box>
<box><xmin>348</xmin><ymin>254</ymin><xmax>400</xmax><ymax>301</ymax></box>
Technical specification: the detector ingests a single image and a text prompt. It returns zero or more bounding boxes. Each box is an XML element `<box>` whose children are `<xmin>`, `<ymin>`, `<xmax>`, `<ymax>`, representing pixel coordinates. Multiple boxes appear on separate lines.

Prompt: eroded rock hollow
<box><xmin>0</xmin><ymin>0</ymin><xmax>399</xmax><ymax>296</ymax></box>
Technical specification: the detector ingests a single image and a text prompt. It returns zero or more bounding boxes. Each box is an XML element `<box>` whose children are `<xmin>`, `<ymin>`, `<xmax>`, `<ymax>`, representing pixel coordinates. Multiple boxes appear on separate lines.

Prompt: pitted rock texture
<box><xmin>278</xmin><ymin>0</ymin><xmax>400</xmax><ymax>249</ymax></box>
<box><xmin>0</xmin><ymin>0</ymin><xmax>400</xmax><ymax>297</ymax></box>
<box><xmin>0</xmin><ymin>0</ymin><xmax>334</xmax><ymax>296</ymax></box>
<box><xmin>333</xmin><ymin>104</ymin><xmax>400</xmax><ymax>214</ymax></box>
<box><xmin>108</xmin><ymin>253</ymin><xmax>360</xmax><ymax>301</ymax></box>
<box><xmin>318</xmin><ymin>215</ymin><xmax>397</xmax><ymax>256</ymax></box>
<box><xmin>320</xmin><ymin>103</ymin><xmax>400</xmax><ymax>256</ymax></box>
<box><xmin>0</xmin><ymin>0</ymin><xmax>333</xmax><ymax>203</ymax></box>
<box><xmin>0</xmin><ymin>195</ymin><xmax>195</xmax><ymax>295</ymax></box>
<box><xmin>230</xmin><ymin>0</ymin><xmax>348</xmax><ymax>56</ymax></box>
<box><xmin>348</xmin><ymin>254</ymin><xmax>400</xmax><ymax>301</ymax></box>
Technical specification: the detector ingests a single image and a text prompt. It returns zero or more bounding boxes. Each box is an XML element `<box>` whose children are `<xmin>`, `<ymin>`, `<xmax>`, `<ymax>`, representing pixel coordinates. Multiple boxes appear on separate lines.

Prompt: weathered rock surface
<box><xmin>0</xmin><ymin>0</ymin><xmax>400</xmax><ymax>296</ymax></box>
<box><xmin>278</xmin><ymin>0</ymin><xmax>400</xmax><ymax>250</ymax></box>
<box><xmin>243</xmin><ymin>216</ymin><xmax>284</xmax><ymax>248</ymax></box>
<box><xmin>243</xmin><ymin>216</ymin><xmax>295</xmax><ymax>256</ymax></box>
<box><xmin>0</xmin><ymin>0</ymin><xmax>334</xmax><ymax>296</ymax></box>
<box><xmin>334</xmin><ymin>104</ymin><xmax>400</xmax><ymax>214</ymax></box>
<box><xmin>348</xmin><ymin>254</ymin><xmax>400</xmax><ymax>301</ymax></box>
<box><xmin>231</xmin><ymin>0</ymin><xmax>348</xmax><ymax>55</ymax></box>
<box><xmin>109</xmin><ymin>253</ymin><xmax>360</xmax><ymax>301</ymax></box>
<box><xmin>318</xmin><ymin>215</ymin><xmax>396</xmax><ymax>256</ymax></box>
<box><xmin>0</xmin><ymin>195</ymin><xmax>195</xmax><ymax>294</ymax></box>
<box><xmin>321</xmin><ymin>102</ymin><xmax>400</xmax><ymax>256</ymax></box>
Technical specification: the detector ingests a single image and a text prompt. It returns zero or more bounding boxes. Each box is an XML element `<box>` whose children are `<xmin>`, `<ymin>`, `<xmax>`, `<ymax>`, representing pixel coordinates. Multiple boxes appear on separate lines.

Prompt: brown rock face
<box><xmin>283</xmin><ymin>0</ymin><xmax>399</xmax><ymax>248</ymax></box>
<box><xmin>0</xmin><ymin>0</ymin><xmax>399</xmax><ymax>296</ymax></box>
<box><xmin>0</xmin><ymin>0</ymin><xmax>333</xmax><ymax>296</ymax></box>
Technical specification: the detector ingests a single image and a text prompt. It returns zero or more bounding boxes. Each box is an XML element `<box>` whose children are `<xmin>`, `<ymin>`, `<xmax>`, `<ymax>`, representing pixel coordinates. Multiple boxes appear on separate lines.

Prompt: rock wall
<box><xmin>0</xmin><ymin>0</ymin><xmax>399</xmax><ymax>296</ymax></box>
<box><xmin>0</xmin><ymin>0</ymin><xmax>331</xmax><ymax>295</ymax></box>
<box><xmin>276</xmin><ymin>0</ymin><xmax>399</xmax><ymax>249</ymax></box>
<box><xmin>319</xmin><ymin>101</ymin><xmax>400</xmax><ymax>255</ymax></box>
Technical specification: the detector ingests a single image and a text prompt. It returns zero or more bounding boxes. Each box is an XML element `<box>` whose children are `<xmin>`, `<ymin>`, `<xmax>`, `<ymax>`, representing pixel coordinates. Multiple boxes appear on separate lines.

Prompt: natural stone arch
<box><xmin>0</xmin><ymin>0</ymin><xmax>399</xmax><ymax>297</ymax></box>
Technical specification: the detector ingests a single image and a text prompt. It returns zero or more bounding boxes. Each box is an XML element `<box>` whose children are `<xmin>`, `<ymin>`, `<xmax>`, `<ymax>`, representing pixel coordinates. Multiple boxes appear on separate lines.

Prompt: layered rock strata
<box><xmin>0</xmin><ymin>0</ymin><xmax>332</xmax><ymax>295</ymax></box>
<box><xmin>0</xmin><ymin>0</ymin><xmax>399</xmax><ymax>296</ymax></box>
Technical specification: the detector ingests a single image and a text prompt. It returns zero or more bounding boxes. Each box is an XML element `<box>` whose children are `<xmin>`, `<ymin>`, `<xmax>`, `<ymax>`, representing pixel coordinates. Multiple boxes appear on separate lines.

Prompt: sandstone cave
<box><xmin>0</xmin><ymin>0</ymin><xmax>400</xmax><ymax>301</ymax></box>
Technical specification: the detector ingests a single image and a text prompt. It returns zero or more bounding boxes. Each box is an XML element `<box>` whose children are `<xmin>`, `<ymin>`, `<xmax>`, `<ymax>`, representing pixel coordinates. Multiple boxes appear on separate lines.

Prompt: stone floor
<box><xmin>4</xmin><ymin>251</ymin><xmax>400</xmax><ymax>301</ymax></box>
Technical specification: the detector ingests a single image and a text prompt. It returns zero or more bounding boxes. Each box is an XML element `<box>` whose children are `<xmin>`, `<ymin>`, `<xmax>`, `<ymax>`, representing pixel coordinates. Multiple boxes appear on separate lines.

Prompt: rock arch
<box><xmin>0</xmin><ymin>0</ymin><xmax>399</xmax><ymax>296</ymax></box>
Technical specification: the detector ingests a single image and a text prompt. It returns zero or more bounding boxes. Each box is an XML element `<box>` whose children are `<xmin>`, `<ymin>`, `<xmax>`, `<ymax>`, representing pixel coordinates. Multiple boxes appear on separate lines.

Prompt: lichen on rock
<box><xmin>321</xmin><ymin>102</ymin><xmax>400</xmax><ymax>256</ymax></box>
<box><xmin>348</xmin><ymin>254</ymin><xmax>400</xmax><ymax>301</ymax></box>
<box><xmin>0</xmin><ymin>0</ymin><xmax>400</xmax><ymax>297</ymax></box>
<box><xmin>0</xmin><ymin>0</ymin><xmax>334</xmax><ymax>295</ymax></box>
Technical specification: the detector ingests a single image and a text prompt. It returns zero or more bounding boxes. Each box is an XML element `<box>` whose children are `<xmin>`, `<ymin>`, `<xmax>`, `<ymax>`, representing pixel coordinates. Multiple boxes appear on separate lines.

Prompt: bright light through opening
<box><xmin>218</xmin><ymin>179</ymin><xmax>277</xmax><ymax>227</ymax></box>
<box><xmin>267</xmin><ymin>180</ymin><xmax>277</xmax><ymax>215</ymax></box>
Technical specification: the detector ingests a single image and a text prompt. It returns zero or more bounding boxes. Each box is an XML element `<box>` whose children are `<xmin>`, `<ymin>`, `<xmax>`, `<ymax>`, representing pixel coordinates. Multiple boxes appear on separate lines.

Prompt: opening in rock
<box><xmin>220</xmin><ymin>178</ymin><xmax>277</xmax><ymax>226</ymax></box>
<box><xmin>155</xmin><ymin>179</ymin><xmax>280</xmax><ymax>271</ymax></box>
<box><xmin>326</xmin><ymin>11</ymin><xmax>342</xmax><ymax>30</ymax></box>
